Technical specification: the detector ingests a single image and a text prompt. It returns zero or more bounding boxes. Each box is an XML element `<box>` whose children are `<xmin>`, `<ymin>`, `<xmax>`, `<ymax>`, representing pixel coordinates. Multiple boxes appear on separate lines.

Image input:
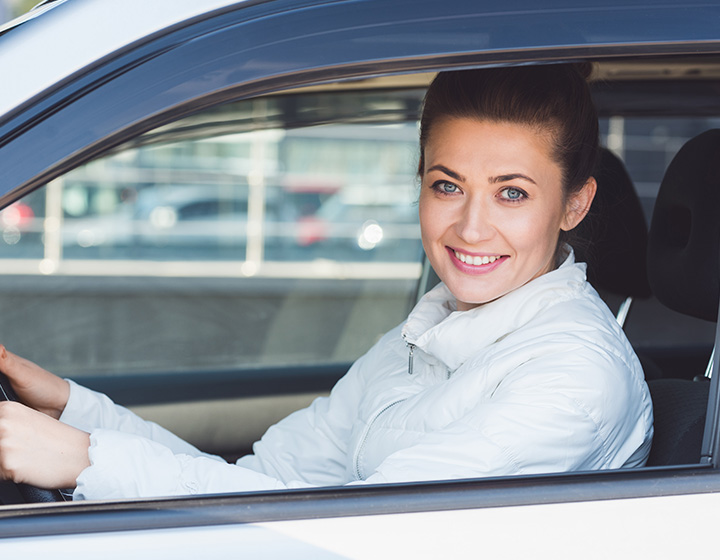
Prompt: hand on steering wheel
<box><xmin>0</xmin><ymin>373</ymin><xmax>78</xmax><ymax>503</ymax></box>
<box><xmin>0</xmin><ymin>345</ymin><xmax>69</xmax><ymax>419</ymax></box>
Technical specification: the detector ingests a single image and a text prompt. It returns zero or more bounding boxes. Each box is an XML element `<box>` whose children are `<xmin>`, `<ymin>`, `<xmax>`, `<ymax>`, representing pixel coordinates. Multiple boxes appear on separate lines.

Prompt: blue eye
<box><xmin>431</xmin><ymin>181</ymin><xmax>459</xmax><ymax>194</ymax></box>
<box><xmin>501</xmin><ymin>187</ymin><xmax>527</xmax><ymax>201</ymax></box>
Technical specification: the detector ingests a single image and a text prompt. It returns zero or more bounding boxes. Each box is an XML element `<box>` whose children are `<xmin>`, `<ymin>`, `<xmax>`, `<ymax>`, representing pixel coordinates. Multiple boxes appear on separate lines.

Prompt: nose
<box><xmin>454</xmin><ymin>196</ymin><xmax>495</xmax><ymax>245</ymax></box>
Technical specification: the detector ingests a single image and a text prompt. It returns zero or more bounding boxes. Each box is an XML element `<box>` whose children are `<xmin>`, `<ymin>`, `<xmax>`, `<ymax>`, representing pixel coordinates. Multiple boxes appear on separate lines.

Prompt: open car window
<box><xmin>0</xmin><ymin>91</ymin><xmax>426</xmax><ymax>379</ymax></box>
<box><xmin>2</xmin><ymin>85</ymin><xmax>717</xmax><ymax>381</ymax></box>
<box><xmin>0</xmin><ymin>61</ymin><xmax>719</xmax><ymax>519</ymax></box>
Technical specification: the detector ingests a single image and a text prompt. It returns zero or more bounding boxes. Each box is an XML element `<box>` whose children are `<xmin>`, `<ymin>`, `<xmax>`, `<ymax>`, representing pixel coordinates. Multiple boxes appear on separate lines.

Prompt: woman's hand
<box><xmin>0</xmin><ymin>345</ymin><xmax>70</xmax><ymax>419</ymax></box>
<box><xmin>0</xmin><ymin>401</ymin><xmax>90</xmax><ymax>489</ymax></box>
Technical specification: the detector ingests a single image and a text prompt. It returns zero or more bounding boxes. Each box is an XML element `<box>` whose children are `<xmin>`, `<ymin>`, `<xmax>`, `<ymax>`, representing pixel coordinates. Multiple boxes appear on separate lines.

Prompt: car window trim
<box><xmin>701</xmin><ymin>271</ymin><xmax>720</xmax><ymax>467</ymax></box>
<box><xmin>81</xmin><ymin>363</ymin><xmax>349</xmax><ymax>407</ymax></box>
<box><xmin>0</xmin><ymin>465</ymin><xmax>717</xmax><ymax>539</ymax></box>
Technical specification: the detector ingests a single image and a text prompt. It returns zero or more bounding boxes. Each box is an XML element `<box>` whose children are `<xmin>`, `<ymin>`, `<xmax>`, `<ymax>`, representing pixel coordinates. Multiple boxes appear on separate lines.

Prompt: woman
<box><xmin>0</xmin><ymin>63</ymin><xmax>653</xmax><ymax>499</ymax></box>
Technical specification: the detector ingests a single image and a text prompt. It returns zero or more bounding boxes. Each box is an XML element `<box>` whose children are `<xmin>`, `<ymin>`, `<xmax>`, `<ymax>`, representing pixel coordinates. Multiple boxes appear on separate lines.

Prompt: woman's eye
<box><xmin>500</xmin><ymin>187</ymin><xmax>527</xmax><ymax>201</ymax></box>
<box><xmin>432</xmin><ymin>181</ymin><xmax>459</xmax><ymax>194</ymax></box>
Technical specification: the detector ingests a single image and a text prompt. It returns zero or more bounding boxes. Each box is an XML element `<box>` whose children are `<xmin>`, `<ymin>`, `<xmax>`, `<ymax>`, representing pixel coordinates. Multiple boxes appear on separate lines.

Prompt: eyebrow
<box><xmin>426</xmin><ymin>166</ymin><xmax>537</xmax><ymax>186</ymax></box>
<box><xmin>426</xmin><ymin>165</ymin><xmax>466</xmax><ymax>182</ymax></box>
<box><xmin>489</xmin><ymin>173</ymin><xmax>537</xmax><ymax>185</ymax></box>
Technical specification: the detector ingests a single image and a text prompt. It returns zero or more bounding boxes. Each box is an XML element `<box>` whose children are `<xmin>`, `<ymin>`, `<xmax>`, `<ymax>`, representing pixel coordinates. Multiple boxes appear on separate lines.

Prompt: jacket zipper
<box><xmin>353</xmin><ymin>399</ymin><xmax>406</xmax><ymax>481</ymax></box>
<box><xmin>406</xmin><ymin>342</ymin><xmax>416</xmax><ymax>375</ymax></box>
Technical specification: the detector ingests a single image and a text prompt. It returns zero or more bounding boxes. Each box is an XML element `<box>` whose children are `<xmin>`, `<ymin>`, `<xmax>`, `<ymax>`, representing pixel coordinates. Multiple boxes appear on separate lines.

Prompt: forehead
<box><xmin>424</xmin><ymin>118</ymin><xmax>559</xmax><ymax>172</ymax></box>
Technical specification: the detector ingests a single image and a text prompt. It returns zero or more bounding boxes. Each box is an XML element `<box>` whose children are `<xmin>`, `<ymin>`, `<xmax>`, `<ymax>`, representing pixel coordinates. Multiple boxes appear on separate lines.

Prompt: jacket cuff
<box><xmin>59</xmin><ymin>379</ymin><xmax>98</xmax><ymax>432</ymax></box>
<box><xmin>74</xmin><ymin>429</ymin><xmax>189</xmax><ymax>500</ymax></box>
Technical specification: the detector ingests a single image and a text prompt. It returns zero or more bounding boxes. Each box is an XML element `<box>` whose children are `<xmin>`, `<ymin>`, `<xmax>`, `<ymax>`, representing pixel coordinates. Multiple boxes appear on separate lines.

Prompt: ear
<box><xmin>561</xmin><ymin>177</ymin><xmax>597</xmax><ymax>231</ymax></box>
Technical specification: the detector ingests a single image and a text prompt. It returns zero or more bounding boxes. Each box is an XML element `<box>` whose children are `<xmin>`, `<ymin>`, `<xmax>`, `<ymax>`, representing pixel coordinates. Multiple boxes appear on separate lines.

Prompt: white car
<box><xmin>0</xmin><ymin>0</ymin><xmax>719</xmax><ymax>557</ymax></box>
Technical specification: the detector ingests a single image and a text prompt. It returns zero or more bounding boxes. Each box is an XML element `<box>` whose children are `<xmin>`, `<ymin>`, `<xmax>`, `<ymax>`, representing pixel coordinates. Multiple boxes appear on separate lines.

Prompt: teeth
<box><xmin>454</xmin><ymin>251</ymin><xmax>501</xmax><ymax>266</ymax></box>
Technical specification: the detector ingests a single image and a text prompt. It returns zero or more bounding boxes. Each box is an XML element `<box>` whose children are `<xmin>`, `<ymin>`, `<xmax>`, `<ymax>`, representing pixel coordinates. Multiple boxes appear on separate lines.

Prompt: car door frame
<box><xmin>1</xmin><ymin>0</ymin><xmax>720</xmax><ymax>540</ymax></box>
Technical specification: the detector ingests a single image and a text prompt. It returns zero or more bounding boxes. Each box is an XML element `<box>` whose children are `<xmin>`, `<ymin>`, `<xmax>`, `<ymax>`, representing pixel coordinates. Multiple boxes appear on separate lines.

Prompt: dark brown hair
<box><xmin>419</xmin><ymin>63</ymin><xmax>599</xmax><ymax>201</ymax></box>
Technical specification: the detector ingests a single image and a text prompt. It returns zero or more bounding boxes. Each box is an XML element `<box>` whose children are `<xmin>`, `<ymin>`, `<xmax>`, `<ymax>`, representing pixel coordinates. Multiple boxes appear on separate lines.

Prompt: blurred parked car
<box><xmin>294</xmin><ymin>194</ymin><xmax>421</xmax><ymax>259</ymax></box>
<box><xmin>62</xmin><ymin>185</ymin><xmax>250</xmax><ymax>257</ymax></box>
<box><xmin>0</xmin><ymin>201</ymin><xmax>34</xmax><ymax>245</ymax></box>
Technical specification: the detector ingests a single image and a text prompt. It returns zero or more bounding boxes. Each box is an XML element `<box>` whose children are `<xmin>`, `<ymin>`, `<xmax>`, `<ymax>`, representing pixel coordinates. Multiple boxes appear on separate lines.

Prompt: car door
<box><xmin>1</xmin><ymin>0</ymin><xmax>720</xmax><ymax>556</ymax></box>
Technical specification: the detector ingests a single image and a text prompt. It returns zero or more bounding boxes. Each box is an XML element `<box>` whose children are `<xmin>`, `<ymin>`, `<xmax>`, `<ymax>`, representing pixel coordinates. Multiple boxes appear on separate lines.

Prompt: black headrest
<box><xmin>575</xmin><ymin>148</ymin><xmax>651</xmax><ymax>298</ymax></box>
<box><xmin>647</xmin><ymin>129</ymin><xmax>720</xmax><ymax>322</ymax></box>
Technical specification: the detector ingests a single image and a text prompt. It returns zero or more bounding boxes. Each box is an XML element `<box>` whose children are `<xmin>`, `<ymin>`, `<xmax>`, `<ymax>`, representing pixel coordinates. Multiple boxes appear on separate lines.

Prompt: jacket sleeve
<box><xmin>71</xmin><ymin>348</ymin><xmax>370</xmax><ymax>500</ymax></box>
<box><xmin>358</xmin><ymin>345</ymin><xmax>653</xmax><ymax>485</ymax></box>
<box><xmin>60</xmin><ymin>380</ymin><xmax>217</xmax><ymax>460</ymax></box>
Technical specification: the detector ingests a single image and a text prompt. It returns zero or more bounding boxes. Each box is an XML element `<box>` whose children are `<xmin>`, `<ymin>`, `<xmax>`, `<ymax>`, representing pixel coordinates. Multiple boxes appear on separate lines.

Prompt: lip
<box><xmin>446</xmin><ymin>246</ymin><xmax>508</xmax><ymax>275</ymax></box>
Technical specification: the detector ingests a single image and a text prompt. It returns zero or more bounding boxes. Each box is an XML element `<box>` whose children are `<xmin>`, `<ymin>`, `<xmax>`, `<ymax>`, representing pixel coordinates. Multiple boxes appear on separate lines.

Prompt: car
<box><xmin>0</xmin><ymin>200</ymin><xmax>35</xmax><ymax>245</ymax></box>
<box><xmin>0</xmin><ymin>0</ymin><xmax>719</xmax><ymax>556</ymax></box>
<box><xmin>295</xmin><ymin>193</ymin><xmax>421</xmax><ymax>260</ymax></box>
<box><xmin>60</xmin><ymin>184</ymin><xmax>252</xmax><ymax>260</ymax></box>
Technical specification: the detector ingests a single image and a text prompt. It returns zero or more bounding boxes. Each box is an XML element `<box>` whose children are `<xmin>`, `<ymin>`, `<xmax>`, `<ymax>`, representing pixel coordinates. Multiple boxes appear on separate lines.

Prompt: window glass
<box><xmin>0</xmin><ymin>89</ymin><xmax>716</xmax><ymax>380</ymax></box>
<box><xmin>0</xmin><ymin>91</ymin><xmax>426</xmax><ymax>377</ymax></box>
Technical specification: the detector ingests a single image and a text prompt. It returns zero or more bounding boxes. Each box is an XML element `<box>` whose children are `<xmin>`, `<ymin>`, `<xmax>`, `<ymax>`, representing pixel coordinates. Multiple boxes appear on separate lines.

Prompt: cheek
<box><xmin>418</xmin><ymin>195</ymin><xmax>440</xmax><ymax>240</ymax></box>
<box><xmin>500</xmin><ymin>206</ymin><xmax>562</xmax><ymax>251</ymax></box>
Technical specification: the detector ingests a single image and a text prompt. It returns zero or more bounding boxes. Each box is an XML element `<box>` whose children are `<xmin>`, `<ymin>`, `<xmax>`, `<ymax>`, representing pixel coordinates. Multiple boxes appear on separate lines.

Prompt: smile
<box><xmin>453</xmin><ymin>250</ymin><xmax>502</xmax><ymax>266</ymax></box>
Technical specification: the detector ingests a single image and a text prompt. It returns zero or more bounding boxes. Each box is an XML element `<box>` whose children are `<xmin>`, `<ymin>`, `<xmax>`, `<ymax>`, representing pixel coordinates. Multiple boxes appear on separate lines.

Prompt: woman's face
<box><xmin>419</xmin><ymin>118</ymin><xmax>594</xmax><ymax>311</ymax></box>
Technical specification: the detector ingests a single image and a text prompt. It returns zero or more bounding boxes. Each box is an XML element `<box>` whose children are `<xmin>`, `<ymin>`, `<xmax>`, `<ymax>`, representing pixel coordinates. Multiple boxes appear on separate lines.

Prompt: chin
<box><xmin>450</xmin><ymin>288</ymin><xmax>498</xmax><ymax>309</ymax></box>
<box><xmin>449</xmin><ymin>278</ymin><xmax>520</xmax><ymax>308</ymax></box>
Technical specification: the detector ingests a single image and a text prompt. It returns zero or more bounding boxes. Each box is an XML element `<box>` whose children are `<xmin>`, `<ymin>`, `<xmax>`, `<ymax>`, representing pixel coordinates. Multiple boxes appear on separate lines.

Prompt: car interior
<box><xmin>0</xmin><ymin>55</ymin><xmax>719</xmax><ymax>506</ymax></box>
<box><xmin>643</xmin><ymin>129</ymin><xmax>720</xmax><ymax>466</ymax></box>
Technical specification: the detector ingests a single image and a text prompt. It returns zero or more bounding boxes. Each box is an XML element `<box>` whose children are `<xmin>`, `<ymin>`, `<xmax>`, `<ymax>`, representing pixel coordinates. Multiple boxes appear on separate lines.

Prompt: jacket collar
<box><xmin>402</xmin><ymin>250</ymin><xmax>588</xmax><ymax>372</ymax></box>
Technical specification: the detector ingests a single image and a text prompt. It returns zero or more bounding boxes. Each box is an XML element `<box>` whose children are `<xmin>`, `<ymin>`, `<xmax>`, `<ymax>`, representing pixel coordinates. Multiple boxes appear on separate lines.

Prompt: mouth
<box><xmin>452</xmin><ymin>249</ymin><xmax>504</xmax><ymax>266</ymax></box>
<box><xmin>447</xmin><ymin>247</ymin><xmax>508</xmax><ymax>274</ymax></box>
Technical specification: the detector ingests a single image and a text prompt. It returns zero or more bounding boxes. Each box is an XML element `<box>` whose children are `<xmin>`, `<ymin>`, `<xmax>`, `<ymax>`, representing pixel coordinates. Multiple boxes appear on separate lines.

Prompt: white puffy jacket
<box><xmin>61</xmin><ymin>253</ymin><xmax>653</xmax><ymax>500</ymax></box>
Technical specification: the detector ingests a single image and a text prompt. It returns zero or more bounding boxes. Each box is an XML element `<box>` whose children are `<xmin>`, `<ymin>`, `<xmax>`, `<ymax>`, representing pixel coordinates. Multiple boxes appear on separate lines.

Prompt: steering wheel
<box><xmin>0</xmin><ymin>373</ymin><xmax>67</xmax><ymax>503</ymax></box>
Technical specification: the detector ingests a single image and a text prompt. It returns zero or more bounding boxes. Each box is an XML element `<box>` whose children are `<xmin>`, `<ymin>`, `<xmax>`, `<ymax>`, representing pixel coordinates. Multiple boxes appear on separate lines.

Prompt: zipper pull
<box><xmin>407</xmin><ymin>342</ymin><xmax>415</xmax><ymax>375</ymax></box>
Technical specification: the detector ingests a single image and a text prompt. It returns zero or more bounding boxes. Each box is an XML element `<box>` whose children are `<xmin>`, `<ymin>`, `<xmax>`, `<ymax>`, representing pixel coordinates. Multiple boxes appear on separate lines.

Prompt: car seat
<box><xmin>574</xmin><ymin>147</ymin><xmax>652</xmax><ymax>327</ymax></box>
<box><xmin>574</xmin><ymin>149</ymin><xmax>662</xmax><ymax>381</ymax></box>
<box><xmin>644</xmin><ymin>129</ymin><xmax>720</xmax><ymax>466</ymax></box>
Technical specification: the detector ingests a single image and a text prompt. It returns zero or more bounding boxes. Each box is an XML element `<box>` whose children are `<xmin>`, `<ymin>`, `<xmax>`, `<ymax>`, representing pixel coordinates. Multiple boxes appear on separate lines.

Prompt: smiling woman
<box><xmin>419</xmin><ymin>118</ymin><xmax>593</xmax><ymax>309</ymax></box>
<box><xmin>0</xmin><ymin>63</ymin><xmax>652</xmax><ymax>500</ymax></box>
<box><xmin>418</xmin><ymin>64</ymin><xmax>599</xmax><ymax>310</ymax></box>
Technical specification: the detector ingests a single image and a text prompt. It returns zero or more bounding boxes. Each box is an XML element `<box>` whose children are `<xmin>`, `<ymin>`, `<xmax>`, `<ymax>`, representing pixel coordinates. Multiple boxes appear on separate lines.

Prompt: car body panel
<box><xmin>0</xmin><ymin>0</ymin><xmax>241</xmax><ymax>117</ymax></box>
<box><xmin>1</xmin><ymin>494</ymin><xmax>718</xmax><ymax>558</ymax></box>
<box><xmin>0</xmin><ymin>476</ymin><xmax>719</xmax><ymax>557</ymax></box>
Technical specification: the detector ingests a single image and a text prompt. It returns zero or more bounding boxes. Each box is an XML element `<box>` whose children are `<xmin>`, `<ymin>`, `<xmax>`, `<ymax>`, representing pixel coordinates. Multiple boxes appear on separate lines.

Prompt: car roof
<box><xmin>3</xmin><ymin>0</ymin><xmax>720</xmax><ymax>124</ymax></box>
<box><xmin>0</xmin><ymin>0</ymin><xmax>243</xmax><ymax>119</ymax></box>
